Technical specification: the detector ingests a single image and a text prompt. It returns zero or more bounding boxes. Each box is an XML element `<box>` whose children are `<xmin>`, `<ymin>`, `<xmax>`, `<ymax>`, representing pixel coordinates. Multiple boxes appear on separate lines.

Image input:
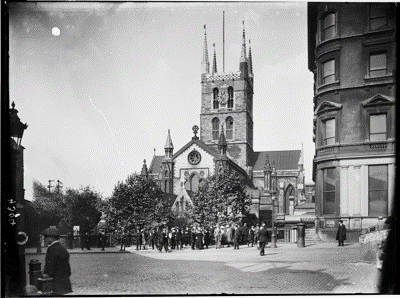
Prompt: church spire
<box><xmin>248</xmin><ymin>39</ymin><xmax>253</xmax><ymax>76</ymax></box>
<box><xmin>201</xmin><ymin>25</ymin><xmax>210</xmax><ymax>74</ymax></box>
<box><xmin>240</xmin><ymin>20</ymin><xmax>247</xmax><ymax>63</ymax></box>
<box><xmin>164</xmin><ymin>129</ymin><xmax>174</xmax><ymax>159</ymax></box>
<box><xmin>212</xmin><ymin>43</ymin><xmax>218</xmax><ymax>74</ymax></box>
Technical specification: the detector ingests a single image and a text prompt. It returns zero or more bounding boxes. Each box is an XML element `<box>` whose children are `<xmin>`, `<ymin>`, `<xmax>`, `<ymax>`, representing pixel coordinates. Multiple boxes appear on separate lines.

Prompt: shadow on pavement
<box><xmin>265</xmin><ymin>266</ymin><xmax>353</xmax><ymax>293</ymax></box>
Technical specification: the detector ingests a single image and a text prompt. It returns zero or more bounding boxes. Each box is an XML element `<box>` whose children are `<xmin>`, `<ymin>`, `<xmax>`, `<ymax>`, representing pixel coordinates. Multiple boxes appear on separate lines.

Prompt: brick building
<box><xmin>143</xmin><ymin>23</ymin><xmax>307</xmax><ymax>226</ymax></box>
<box><xmin>308</xmin><ymin>3</ymin><xmax>396</xmax><ymax>241</ymax></box>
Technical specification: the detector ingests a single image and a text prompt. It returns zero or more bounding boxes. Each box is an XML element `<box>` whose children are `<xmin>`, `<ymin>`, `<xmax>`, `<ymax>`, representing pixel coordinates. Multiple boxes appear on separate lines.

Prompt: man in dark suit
<box><xmin>336</xmin><ymin>220</ymin><xmax>347</xmax><ymax>246</ymax></box>
<box><xmin>42</xmin><ymin>227</ymin><xmax>73</xmax><ymax>295</ymax></box>
<box><xmin>258</xmin><ymin>223</ymin><xmax>269</xmax><ymax>256</ymax></box>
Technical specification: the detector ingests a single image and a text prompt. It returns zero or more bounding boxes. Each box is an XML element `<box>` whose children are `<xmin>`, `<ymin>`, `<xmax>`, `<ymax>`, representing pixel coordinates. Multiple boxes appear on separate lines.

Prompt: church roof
<box><xmin>251</xmin><ymin>150</ymin><xmax>301</xmax><ymax>171</ymax></box>
<box><xmin>148</xmin><ymin>155</ymin><xmax>164</xmax><ymax>174</ymax></box>
<box><xmin>172</xmin><ymin>138</ymin><xmax>221</xmax><ymax>160</ymax></box>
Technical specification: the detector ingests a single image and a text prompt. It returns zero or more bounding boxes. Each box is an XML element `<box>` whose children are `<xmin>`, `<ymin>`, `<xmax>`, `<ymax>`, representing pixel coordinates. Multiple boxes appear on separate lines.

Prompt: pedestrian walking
<box><xmin>81</xmin><ymin>231</ymin><xmax>90</xmax><ymax>251</ymax></box>
<box><xmin>191</xmin><ymin>227</ymin><xmax>196</xmax><ymax>250</ymax></box>
<box><xmin>120</xmin><ymin>230</ymin><xmax>127</xmax><ymax>251</ymax></box>
<box><xmin>214</xmin><ymin>225</ymin><xmax>221</xmax><ymax>249</ymax></box>
<box><xmin>254</xmin><ymin>225</ymin><xmax>260</xmax><ymax>249</ymax></box>
<box><xmin>168</xmin><ymin>228</ymin><xmax>173</xmax><ymax>252</ymax></box>
<box><xmin>99</xmin><ymin>230</ymin><xmax>106</xmax><ymax>251</ymax></box>
<box><xmin>220</xmin><ymin>225</ymin><xmax>226</xmax><ymax>248</ymax></box>
<box><xmin>226</xmin><ymin>224</ymin><xmax>232</xmax><ymax>247</ymax></box>
<box><xmin>135</xmin><ymin>228</ymin><xmax>141</xmax><ymax>251</ymax></box>
<box><xmin>42</xmin><ymin>227</ymin><xmax>73</xmax><ymax>295</ymax></box>
<box><xmin>242</xmin><ymin>223</ymin><xmax>249</xmax><ymax>245</ymax></box>
<box><xmin>336</xmin><ymin>220</ymin><xmax>347</xmax><ymax>246</ymax></box>
<box><xmin>141</xmin><ymin>229</ymin><xmax>147</xmax><ymax>250</ymax></box>
<box><xmin>67</xmin><ymin>230</ymin><xmax>74</xmax><ymax>250</ymax></box>
<box><xmin>233</xmin><ymin>224</ymin><xmax>240</xmax><ymax>250</ymax></box>
<box><xmin>248</xmin><ymin>226</ymin><xmax>255</xmax><ymax>247</ymax></box>
<box><xmin>175</xmin><ymin>227</ymin><xmax>182</xmax><ymax>250</ymax></box>
<box><xmin>258</xmin><ymin>223</ymin><xmax>269</xmax><ymax>256</ymax></box>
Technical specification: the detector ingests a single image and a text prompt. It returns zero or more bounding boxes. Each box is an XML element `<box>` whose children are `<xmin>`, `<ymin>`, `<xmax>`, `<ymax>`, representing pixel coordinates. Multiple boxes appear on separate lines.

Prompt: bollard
<box><xmin>37</xmin><ymin>275</ymin><xmax>53</xmax><ymax>295</ymax></box>
<box><xmin>297</xmin><ymin>223</ymin><xmax>305</xmax><ymax>247</ymax></box>
<box><xmin>28</xmin><ymin>259</ymin><xmax>42</xmax><ymax>289</ymax></box>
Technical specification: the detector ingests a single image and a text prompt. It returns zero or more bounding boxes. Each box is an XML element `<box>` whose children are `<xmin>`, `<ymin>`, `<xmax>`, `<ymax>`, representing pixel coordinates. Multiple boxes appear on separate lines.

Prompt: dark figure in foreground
<box><xmin>258</xmin><ymin>223</ymin><xmax>269</xmax><ymax>256</ymax></box>
<box><xmin>42</xmin><ymin>227</ymin><xmax>73</xmax><ymax>295</ymax></box>
<box><xmin>336</xmin><ymin>220</ymin><xmax>347</xmax><ymax>246</ymax></box>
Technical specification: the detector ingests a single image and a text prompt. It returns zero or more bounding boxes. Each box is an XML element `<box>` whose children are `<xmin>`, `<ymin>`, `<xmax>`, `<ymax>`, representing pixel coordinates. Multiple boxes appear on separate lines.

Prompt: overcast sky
<box><xmin>9</xmin><ymin>2</ymin><xmax>315</xmax><ymax>201</ymax></box>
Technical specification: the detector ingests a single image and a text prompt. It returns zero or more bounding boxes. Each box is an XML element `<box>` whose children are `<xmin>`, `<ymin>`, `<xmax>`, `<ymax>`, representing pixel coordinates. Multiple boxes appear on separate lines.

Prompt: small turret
<box><xmin>141</xmin><ymin>159</ymin><xmax>148</xmax><ymax>179</ymax></box>
<box><xmin>164</xmin><ymin>129</ymin><xmax>174</xmax><ymax>159</ymax></box>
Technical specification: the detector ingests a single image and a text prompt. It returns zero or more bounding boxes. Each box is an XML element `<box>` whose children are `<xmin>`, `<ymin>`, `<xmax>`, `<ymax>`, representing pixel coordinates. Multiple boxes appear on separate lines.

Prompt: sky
<box><xmin>9</xmin><ymin>2</ymin><xmax>315</xmax><ymax>201</ymax></box>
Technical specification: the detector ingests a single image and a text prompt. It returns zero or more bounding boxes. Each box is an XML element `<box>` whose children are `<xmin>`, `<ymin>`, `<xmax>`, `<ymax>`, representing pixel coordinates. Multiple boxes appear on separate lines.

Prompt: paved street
<box><xmin>26</xmin><ymin>242</ymin><xmax>379</xmax><ymax>295</ymax></box>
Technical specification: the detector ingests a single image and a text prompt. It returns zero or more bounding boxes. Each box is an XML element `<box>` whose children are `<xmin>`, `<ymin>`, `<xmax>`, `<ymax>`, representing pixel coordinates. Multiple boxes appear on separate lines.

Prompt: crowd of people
<box><xmin>117</xmin><ymin>222</ymin><xmax>272</xmax><ymax>255</ymax></box>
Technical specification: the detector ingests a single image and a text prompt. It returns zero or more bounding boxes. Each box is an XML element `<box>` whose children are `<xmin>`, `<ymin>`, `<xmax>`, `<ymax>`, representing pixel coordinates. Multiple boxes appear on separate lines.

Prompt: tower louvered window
<box><xmin>227</xmin><ymin>87</ymin><xmax>234</xmax><ymax>109</ymax></box>
<box><xmin>226</xmin><ymin>117</ymin><xmax>233</xmax><ymax>139</ymax></box>
<box><xmin>212</xmin><ymin>118</ymin><xmax>220</xmax><ymax>140</ymax></box>
<box><xmin>213</xmin><ymin>88</ymin><xmax>219</xmax><ymax>109</ymax></box>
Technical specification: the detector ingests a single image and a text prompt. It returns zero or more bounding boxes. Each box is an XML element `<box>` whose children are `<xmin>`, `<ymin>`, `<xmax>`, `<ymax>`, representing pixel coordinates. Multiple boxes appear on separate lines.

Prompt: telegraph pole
<box><xmin>48</xmin><ymin>180</ymin><xmax>54</xmax><ymax>193</ymax></box>
<box><xmin>56</xmin><ymin>180</ymin><xmax>63</xmax><ymax>194</ymax></box>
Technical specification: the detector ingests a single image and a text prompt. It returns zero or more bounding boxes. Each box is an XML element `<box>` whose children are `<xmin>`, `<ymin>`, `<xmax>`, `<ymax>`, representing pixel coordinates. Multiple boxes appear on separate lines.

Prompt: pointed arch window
<box><xmin>213</xmin><ymin>88</ymin><xmax>219</xmax><ymax>109</ymax></box>
<box><xmin>227</xmin><ymin>87</ymin><xmax>234</xmax><ymax>109</ymax></box>
<box><xmin>226</xmin><ymin>117</ymin><xmax>233</xmax><ymax>139</ymax></box>
<box><xmin>190</xmin><ymin>174</ymin><xmax>200</xmax><ymax>193</ymax></box>
<box><xmin>212</xmin><ymin>118</ymin><xmax>220</xmax><ymax>140</ymax></box>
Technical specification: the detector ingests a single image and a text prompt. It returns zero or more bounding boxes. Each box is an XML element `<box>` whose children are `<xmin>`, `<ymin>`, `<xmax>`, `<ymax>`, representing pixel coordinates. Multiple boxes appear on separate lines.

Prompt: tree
<box><xmin>31</xmin><ymin>180</ymin><xmax>102</xmax><ymax>233</ymax></box>
<box><xmin>191</xmin><ymin>172</ymin><xmax>251</xmax><ymax>227</ymax></box>
<box><xmin>107</xmin><ymin>174</ymin><xmax>165</xmax><ymax>231</ymax></box>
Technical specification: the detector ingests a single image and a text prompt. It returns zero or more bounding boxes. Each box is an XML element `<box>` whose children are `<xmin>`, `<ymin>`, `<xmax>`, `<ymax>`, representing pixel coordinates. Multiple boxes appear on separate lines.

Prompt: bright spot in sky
<box><xmin>52</xmin><ymin>27</ymin><xmax>60</xmax><ymax>36</ymax></box>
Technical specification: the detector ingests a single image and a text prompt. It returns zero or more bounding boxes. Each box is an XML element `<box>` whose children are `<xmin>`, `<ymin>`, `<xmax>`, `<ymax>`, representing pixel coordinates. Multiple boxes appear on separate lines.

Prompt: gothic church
<box><xmin>141</xmin><ymin>23</ymin><xmax>307</xmax><ymax>223</ymax></box>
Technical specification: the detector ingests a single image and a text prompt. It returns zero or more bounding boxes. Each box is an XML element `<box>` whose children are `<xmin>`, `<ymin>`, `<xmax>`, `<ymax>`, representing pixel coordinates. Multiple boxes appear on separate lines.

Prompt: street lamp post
<box><xmin>271</xmin><ymin>166</ymin><xmax>277</xmax><ymax>248</ymax></box>
<box><xmin>8</xmin><ymin>102</ymin><xmax>28</xmax><ymax>295</ymax></box>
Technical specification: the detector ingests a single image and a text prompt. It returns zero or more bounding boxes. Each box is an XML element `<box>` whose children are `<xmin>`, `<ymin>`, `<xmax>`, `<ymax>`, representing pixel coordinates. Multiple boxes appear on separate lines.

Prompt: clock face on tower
<box><xmin>188</xmin><ymin>150</ymin><xmax>201</xmax><ymax>165</ymax></box>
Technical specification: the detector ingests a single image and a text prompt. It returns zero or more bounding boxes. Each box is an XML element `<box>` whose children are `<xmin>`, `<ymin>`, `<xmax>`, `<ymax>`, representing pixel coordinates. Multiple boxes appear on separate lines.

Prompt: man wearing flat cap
<box><xmin>42</xmin><ymin>227</ymin><xmax>73</xmax><ymax>295</ymax></box>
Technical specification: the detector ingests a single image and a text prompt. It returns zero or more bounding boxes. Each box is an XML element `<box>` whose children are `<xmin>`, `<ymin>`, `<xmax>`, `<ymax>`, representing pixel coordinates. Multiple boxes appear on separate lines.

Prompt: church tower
<box><xmin>200</xmin><ymin>22</ymin><xmax>254</xmax><ymax>170</ymax></box>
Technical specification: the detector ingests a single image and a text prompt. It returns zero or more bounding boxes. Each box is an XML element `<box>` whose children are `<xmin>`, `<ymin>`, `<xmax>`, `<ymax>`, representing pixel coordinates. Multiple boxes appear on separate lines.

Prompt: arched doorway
<box><xmin>284</xmin><ymin>184</ymin><xmax>295</xmax><ymax>214</ymax></box>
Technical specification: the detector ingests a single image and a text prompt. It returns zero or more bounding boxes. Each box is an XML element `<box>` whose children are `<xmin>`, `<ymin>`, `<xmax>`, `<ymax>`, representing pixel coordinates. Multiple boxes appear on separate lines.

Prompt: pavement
<box><xmin>25</xmin><ymin>242</ymin><xmax>381</xmax><ymax>294</ymax></box>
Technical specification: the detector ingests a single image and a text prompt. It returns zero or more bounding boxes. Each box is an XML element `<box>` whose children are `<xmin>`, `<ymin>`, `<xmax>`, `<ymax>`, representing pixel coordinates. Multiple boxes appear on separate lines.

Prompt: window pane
<box><xmin>323</xmin><ymin>192</ymin><xmax>335</xmax><ymax>214</ymax></box>
<box><xmin>323</xmin><ymin>26</ymin><xmax>335</xmax><ymax>40</ymax></box>
<box><xmin>370</xmin><ymin>114</ymin><xmax>386</xmax><ymax>134</ymax></box>
<box><xmin>325</xmin><ymin>119</ymin><xmax>335</xmax><ymax>139</ymax></box>
<box><xmin>370</xmin><ymin>69</ymin><xmax>387</xmax><ymax>78</ymax></box>
<box><xmin>370</xmin><ymin>133</ymin><xmax>386</xmax><ymax>142</ymax></box>
<box><xmin>323</xmin><ymin>13</ymin><xmax>335</xmax><ymax>28</ymax></box>
<box><xmin>324</xmin><ymin>168</ymin><xmax>336</xmax><ymax>192</ymax></box>
<box><xmin>370</xmin><ymin>54</ymin><xmax>387</xmax><ymax>71</ymax></box>
<box><xmin>369</xmin><ymin>191</ymin><xmax>388</xmax><ymax>216</ymax></box>
<box><xmin>323</xmin><ymin>60</ymin><xmax>335</xmax><ymax>77</ymax></box>
<box><xmin>370</xmin><ymin>6</ymin><xmax>387</xmax><ymax>18</ymax></box>
<box><xmin>369</xmin><ymin>165</ymin><xmax>388</xmax><ymax>190</ymax></box>
<box><xmin>371</xmin><ymin>17</ymin><xmax>387</xmax><ymax>31</ymax></box>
